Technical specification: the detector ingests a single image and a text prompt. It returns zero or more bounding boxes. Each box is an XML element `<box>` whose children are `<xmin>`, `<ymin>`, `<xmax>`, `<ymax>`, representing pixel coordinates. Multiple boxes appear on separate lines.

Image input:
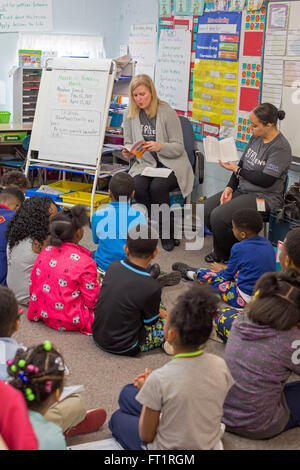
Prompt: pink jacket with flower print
<box><xmin>27</xmin><ymin>243</ymin><xmax>100</xmax><ymax>335</ymax></box>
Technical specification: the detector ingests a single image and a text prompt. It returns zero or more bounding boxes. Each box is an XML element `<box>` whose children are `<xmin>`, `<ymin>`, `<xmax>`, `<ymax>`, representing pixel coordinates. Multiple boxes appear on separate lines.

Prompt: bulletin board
<box><xmin>156</xmin><ymin>0</ymin><xmax>269</xmax><ymax>148</ymax></box>
<box><xmin>262</xmin><ymin>1</ymin><xmax>300</xmax><ymax>159</ymax></box>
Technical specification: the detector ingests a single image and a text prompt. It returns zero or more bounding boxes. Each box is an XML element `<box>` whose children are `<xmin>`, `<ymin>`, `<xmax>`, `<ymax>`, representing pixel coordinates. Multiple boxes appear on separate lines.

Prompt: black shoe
<box><xmin>204</xmin><ymin>251</ymin><xmax>229</xmax><ymax>264</ymax></box>
<box><xmin>173</xmin><ymin>239</ymin><xmax>180</xmax><ymax>247</ymax></box>
<box><xmin>157</xmin><ymin>270</ymin><xmax>181</xmax><ymax>287</ymax></box>
<box><xmin>161</xmin><ymin>239</ymin><xmax>175</xmax><ymax>252</ymax></box>
<box><xmin>172</xmin><ymin>262</ymin><xmax>197</xmax><ymax>281</ymax></box>
<box><xmin>148</xmin><ymin>263</ymin><xmax>161</xmax><ymax>279</ymax></box>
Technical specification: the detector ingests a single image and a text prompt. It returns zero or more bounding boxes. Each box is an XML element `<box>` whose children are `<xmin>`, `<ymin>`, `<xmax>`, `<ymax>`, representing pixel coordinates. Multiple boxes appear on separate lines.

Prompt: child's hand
<box><xmin>134</xmin><ymin>368</ymin><xmax>152</xmax><ymax>391</ymax></box>
<box><xmin>159</xmin><ymin>308</ymin><xmax>168</xmax><ymax>319</ymax></box>
<box><xmin>210</xmin><ymin>262</ymin><xmax>225</xmax><ymax>272</ymax></box>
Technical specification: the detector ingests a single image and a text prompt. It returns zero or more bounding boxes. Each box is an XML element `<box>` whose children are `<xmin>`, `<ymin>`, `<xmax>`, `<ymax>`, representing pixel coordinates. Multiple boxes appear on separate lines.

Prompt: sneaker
<box><xmin>157</xmin><ymin>270</ymin><xmax>181</xmax><ymax>287</ymax></box>
<box><xmin>148</xmin><ymin>263</ymin><xmax>161</xmax><ymax>279</ymax></box>
<box><xmin>161</xmin><ymin>239</ymin><xmax>175</xmax><ymax>252</ymax></box>
<box><xmin>163</xmin><ymin>341</ymin><xmax>174</xmax><ymax>355</ymax></box>
<box><xmin>64</xmin><ymin>408</ymin><xmax>106</xmax><ymax>437</ymax></box>
<box><xmin>172</xmin><ymin>262</ymin><xmax>197</xmax><ymax>281</ymax></box>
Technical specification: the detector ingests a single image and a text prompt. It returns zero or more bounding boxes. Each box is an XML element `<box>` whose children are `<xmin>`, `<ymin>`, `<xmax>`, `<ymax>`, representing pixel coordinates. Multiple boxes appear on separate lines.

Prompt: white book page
<box><xmin>203</xmin><ymin>136</ymin><xmax>221</xmax><ymax>162</ymax></box>
<box><xmin>219</xmin><ymin>137</ymin><xmax>239</xmax><ymax>162</ymax></box>
<box><xmin>141</xmin><ymin>167</ymin><xmax>173</xmax><ymax>178</ymax></box>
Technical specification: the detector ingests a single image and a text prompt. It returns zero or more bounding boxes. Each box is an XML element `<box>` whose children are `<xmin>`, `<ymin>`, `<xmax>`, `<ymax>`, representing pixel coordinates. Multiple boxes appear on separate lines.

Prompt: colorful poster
<box><xmin>229</xmin><ymin>0</ymin><xmax>246</xmax><ymax>11</ymax></box>
<box><xmin>195</xmin><ymin>11</ymin><xmax>242</xmax><ymax>62</ymax></box>
<box><xmin>192</xmin><ymin>59</ymin><xmax>239</xmax><ymax>126</ymax></box>
<box><xmin>174</xmin><ymin>0</ymin><xmax>204</xmax><ymax>15</ymax></box>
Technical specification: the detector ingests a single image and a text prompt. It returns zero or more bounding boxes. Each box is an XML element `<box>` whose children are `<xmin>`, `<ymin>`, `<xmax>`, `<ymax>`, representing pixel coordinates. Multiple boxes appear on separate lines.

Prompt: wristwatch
<box><xmin>235</xmin><ymin>167</ymin><xmax>242</xmax><ymax>178</ymax></box>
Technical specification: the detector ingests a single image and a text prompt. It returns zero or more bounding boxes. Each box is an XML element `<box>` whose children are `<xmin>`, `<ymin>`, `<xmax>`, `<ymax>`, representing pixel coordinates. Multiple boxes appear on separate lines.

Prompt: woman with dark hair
<box><xmin>203</xmin><ymin>103</ymin><xmax>292</xmax><ymax>263</ymax></box>
<box><xmin>6</xmin><ymin>195</ymin><xmax>57</xmax><ymax>305</ymax></box>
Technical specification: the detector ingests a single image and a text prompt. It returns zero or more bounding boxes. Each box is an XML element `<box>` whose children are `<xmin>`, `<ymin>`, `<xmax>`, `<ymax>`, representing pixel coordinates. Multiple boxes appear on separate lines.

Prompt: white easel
<box><xmin>24</xmin><ymin>57</ymin><xmax>118</xmax><ymax>217</ymax></box>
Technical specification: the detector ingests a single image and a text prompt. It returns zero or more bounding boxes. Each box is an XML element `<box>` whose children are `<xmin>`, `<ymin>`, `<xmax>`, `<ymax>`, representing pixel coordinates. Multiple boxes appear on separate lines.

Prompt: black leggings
<box><xmin>133</xmin><ymin>173</ymin><xmax>179</xmax><ymax>240</ymax></box>
<box><xmin>203</xmin><ymin>190</ymin><xmax>268</xmax><ymax>260</ymax></box>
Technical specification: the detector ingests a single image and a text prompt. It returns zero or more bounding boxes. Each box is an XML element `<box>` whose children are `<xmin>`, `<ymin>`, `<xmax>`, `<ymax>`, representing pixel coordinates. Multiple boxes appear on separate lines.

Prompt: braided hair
<box><xmin>7</xmin><ymin>342</ymin><xmax>65</xmax><ymax>409</ymax></box>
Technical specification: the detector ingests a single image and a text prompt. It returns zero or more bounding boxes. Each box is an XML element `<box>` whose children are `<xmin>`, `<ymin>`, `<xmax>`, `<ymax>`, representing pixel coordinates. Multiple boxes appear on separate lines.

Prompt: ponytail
<box><xmin>49</xmin><ymin>205</ymin><xmax>88</xmax><ymax>247</ymax></box>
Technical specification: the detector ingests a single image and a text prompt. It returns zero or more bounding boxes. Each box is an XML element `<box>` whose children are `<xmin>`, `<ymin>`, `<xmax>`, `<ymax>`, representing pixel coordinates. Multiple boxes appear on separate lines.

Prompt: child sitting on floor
<box><xmin>1</xmin><ymin>170</ymin><xmax>29</xmax><ymax>194</ymax></box>
<box><xmin>27</xmin><ymin>205</ymin><xmax>100</xmax><ymax>335</ymax></box>
<box><xmin>91</xmin><ymin>172</ymin><xmax>146</xmax><ymax>280</ymax></box>
<box><xmin>173</xmin><ymin>208</ymin><xmax>276</xmax><ymax>308</ymax></box>
<box><xmin>6</xmin><ymin>195</ymin><xmax>58</xmax><ymax>305</ymax></box>
<box><xmin>223</xmin><ymin>268</ymin><xmax>300</xmax><ymax>440</ymax></box>
<box><xmin>1</xmin><ymin>286</ymin><xmax>106</xmax><ymax>440</ymax></box>
<box><xmin>92</xmin><ymin>224</ymin><xmax>167</xmax><ymax>356</ymax></box>
<box><xmin>215</xmin><ymin>226</ymin><xmax>300</xmax><ymax>342</ymax></box>
<box><xmin>0</xmin><ymin>187</ymin><xmax>24</xmax><ymax>286</ymax></box>
<box><xmin>109</xmin><ymin>284</ymin><xmax>234</xmax><ymax>450</ymax></box>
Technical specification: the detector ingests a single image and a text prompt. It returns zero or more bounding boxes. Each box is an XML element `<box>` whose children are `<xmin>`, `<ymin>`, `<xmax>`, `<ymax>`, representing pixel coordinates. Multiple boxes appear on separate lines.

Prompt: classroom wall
<box><xmin>118</xmin><ymin>0</ymin><xmax>159</xmax><ymax>48</ymax></box>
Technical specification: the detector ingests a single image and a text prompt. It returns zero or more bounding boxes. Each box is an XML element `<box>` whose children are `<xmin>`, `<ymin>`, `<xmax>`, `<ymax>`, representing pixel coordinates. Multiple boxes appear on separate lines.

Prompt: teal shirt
<box><xmin>29</xmin><ymin>410</ymin><xmax>66</xmax><ymax>450</ymax></box>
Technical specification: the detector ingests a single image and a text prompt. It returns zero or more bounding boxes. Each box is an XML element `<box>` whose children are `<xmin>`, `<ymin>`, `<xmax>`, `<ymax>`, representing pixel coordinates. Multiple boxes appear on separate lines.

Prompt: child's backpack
<box><xmin>277</xmin><ymin>182</ymin><xmax>300</xmax><ymax>221</ymax></box>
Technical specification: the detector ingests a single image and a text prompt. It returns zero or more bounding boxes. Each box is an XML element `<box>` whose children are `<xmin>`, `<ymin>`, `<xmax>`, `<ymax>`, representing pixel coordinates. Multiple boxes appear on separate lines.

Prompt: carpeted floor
<box><xmin>14</xmin><ymin>228</ymin><xmax>300</xmax><ymax>450</ymax></box>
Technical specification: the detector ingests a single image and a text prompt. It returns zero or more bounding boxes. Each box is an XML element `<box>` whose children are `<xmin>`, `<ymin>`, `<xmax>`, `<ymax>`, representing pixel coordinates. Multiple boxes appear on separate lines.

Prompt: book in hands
<box><xmin>203</xmin><ymin>136</ymin><xmax>239</xmax><ymax>163</ymax></box>
<box><xmin>123</xmin><ymin>140</ymin><xmax>148</xmax><ymax>158</ymax></box>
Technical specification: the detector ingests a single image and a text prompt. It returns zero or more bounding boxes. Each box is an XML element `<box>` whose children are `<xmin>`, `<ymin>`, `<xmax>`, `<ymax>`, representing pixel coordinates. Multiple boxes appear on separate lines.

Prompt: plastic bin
<box><xmin>47</xmin><ymin>181</ymin><xmax>92</xmax><ymax>193</ymax></box>
<box><xmin>61</xmin><ymin>191</ymin><xmax>110</xmax><ymax>209</ymax></box>
<box><xmin>25</xmin><ymin>187</ymin><xmax>64</xmax><ymax>203</ymax></box>
<box><xmin>268</xmin><ymin>211</ymin><xmax>300</xmax><ymax>246</ymax></box>
<box><xmin>0</xmin><ymin>112</ymin><xmax>11</xmax><ymax>123</ymax></box>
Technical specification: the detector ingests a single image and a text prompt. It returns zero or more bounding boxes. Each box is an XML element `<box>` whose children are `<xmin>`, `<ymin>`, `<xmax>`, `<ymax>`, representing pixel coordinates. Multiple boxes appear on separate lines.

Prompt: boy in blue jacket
<box><xmin>173</xmin><ymin>208</ymin><xmax>276</xmax><ymax>308</ymax></box>
<box><xmin>91</xmin><ymin>173</ymin><xmax>146</xmax><ymax>279</ymax></box>
<box><xmin>0</xmin><ymin>187</ymin><xmax>24</xmax><ymax>285</ymax></box>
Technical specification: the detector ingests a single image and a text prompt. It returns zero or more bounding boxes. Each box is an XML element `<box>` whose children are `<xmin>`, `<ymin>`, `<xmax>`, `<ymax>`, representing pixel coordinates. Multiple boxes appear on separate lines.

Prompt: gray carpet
<box><xmin>14</xmin><ymin>228</ymin><xmax>300</xmax><ymax>450</ymax></box>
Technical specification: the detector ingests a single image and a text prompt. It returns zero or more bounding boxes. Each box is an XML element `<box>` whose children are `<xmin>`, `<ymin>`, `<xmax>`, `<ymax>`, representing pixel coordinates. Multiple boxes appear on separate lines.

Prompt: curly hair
<box><xmin>1</xmin><ymin>170</ymin><xmax>28</xmax><ymax>191</ymax></box>
<box><xmin>169</xmin><ymin>284</ymin><xmax>219</xmax><ymax>348</ymax></box>
<box><xmin>6</xmin><ymin>195</ymin><xmax>55</xmax><ymax>251</ymax></box>
<box><xmin>7</xmin><ymin>342</ymin><xmax>65</xmax><ymax>410</ymax></box>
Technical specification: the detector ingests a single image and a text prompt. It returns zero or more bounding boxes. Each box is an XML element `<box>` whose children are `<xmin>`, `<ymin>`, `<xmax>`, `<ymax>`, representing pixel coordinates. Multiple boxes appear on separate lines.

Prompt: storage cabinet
<box><xmin>13</xmin><ymin>67</ymin><xmax>42</xmax><ymax>124</ymax></box>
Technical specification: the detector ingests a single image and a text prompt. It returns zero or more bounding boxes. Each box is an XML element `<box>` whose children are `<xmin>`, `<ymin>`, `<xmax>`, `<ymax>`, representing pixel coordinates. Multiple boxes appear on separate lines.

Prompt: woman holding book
<box><xmin>203</xmin><ymin>103</ymin><xmax>292</xmax><ymax>263</ymax></box>
<box><xmin>122</xmin><ymin>74</ymin><xmax>194</xmax><ymax>252</ymax></box>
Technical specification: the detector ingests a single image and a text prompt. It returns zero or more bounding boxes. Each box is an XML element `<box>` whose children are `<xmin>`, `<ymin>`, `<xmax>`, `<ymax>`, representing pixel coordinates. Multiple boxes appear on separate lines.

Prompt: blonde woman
<box><xmin>122</xmin><ymin>74</ymin><xmax>194</xmax><ymax>251</ymax></box>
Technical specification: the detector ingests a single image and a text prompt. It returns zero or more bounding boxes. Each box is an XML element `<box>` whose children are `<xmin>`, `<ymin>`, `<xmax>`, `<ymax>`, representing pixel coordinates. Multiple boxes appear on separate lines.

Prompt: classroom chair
<box><xmin>169</xmin><ymin>115</ymin><xmax>204</xmax><ymax>206</ymax></box>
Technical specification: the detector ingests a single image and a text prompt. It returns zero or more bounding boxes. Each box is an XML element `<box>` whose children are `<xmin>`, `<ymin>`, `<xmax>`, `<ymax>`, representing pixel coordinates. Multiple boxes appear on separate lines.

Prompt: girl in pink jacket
<box><xmin>27</xmin><ymin>205</ymin><xmax>100</xmax><ymax>335</ymax></box>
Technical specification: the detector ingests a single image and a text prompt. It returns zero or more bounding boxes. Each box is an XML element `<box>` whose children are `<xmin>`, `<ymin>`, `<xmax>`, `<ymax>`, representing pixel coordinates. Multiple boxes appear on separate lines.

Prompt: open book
<box><xmin>203</xmin><ymin>136</ymin><xmax>239</xmax><ymax>163</ymax></box>
<box><xmin>123</xmin><ymin>140</ymin><xmax>147</xmax><ymax>158</ymax></box>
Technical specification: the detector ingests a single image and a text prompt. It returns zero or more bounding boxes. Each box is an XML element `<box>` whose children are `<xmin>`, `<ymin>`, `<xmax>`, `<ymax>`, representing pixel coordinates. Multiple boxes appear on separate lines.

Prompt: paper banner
<box><xmin>243</xmin><ymin>31</ymin><xmax>263</xmax><ymax>56</ymax></box>
<box><xmin>239</xmin><ymin>86</ymin><xmax>259</xmax><ymax>111</ymax></box>
<box><xmin>174</xmin><ymin>0</ymin><xmax>204</xmax><ymax>16</ymax></box>
<box><xmin>159</xmin><ymin>0</ymin><xmax>172</xmax><ymax>16</ymax></box>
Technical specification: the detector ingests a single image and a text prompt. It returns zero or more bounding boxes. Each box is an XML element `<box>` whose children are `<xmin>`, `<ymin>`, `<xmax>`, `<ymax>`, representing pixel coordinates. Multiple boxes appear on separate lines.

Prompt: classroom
<box><xmin>0</xmin><ymin>0</ymin><xmax>300</xmax><ymax>453</ymax></box>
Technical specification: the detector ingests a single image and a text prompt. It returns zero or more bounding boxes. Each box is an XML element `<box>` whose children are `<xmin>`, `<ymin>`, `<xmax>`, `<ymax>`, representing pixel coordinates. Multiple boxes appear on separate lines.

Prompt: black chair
<box><xmin>169</xmin><ymin>115</ymin><xmax>204</xmax><ymax>205</ymax></box>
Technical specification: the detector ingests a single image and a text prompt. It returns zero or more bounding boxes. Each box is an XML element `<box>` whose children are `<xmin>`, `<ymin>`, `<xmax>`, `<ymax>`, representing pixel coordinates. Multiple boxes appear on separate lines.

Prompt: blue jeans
<box><xmin>109</xmin><ymin>384</ymin><xmax>144</xmax><ymax>450</ymax></box>
<box><xmin>283</xmin><ymin>381</ymin><xmax>300</xmax><ymax>431</ymax></box>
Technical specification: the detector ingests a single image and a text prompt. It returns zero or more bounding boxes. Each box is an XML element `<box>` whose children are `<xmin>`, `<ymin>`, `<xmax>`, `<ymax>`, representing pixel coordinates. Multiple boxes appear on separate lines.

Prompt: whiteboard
<box><xmin>0</xmin><ymin>0</ymin><xmax>53</xmax><ymax>32</ymax></box>
<box><xmin>262</xmin><ymin>1</ymin><xmax>300</xmax><ymax>158</ymax></box>
<box><xmin>155</xmin><ymin>29</ymin><xmax>192</xmax><ymax>112</ymax></box>
<box><xmin>29</xmin><ymin>58</ymin><xmax>114</xmax><ymax>167</ymax></box>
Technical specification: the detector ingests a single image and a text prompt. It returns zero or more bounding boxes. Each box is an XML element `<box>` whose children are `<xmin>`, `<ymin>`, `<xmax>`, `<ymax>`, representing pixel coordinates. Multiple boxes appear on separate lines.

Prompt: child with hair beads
<box><xmin>223</xmin><ymin>268</ymin><xmax>300</xmax><ymax>439</ymax></box>
<box><xmin>0</xmin><ymin>287</ymin><xmax>106</xmax><ymax>439</ymax></box>
<box><xmin>6</xmin><ymin>195</ymin><xmax>58</xmax><ymax>305</ymax></box>
<box><xmin>27</xmin><ymin>205</ymin><xmax>100</xmax><ymax>335</ymax></box>
<box><xmin>109</xmin><ymin>285</ymin><xmax>234</xmax><ymax>450</ymax></box>
<box><xmin>8</xmin><ymin>342</ymin><xmax>68</xmax><ymax>450</ymax></box>
<box><xmin>173</xmin><ymin>208</ymin><xmax>275</xmax><ymax>308</ymax></box>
